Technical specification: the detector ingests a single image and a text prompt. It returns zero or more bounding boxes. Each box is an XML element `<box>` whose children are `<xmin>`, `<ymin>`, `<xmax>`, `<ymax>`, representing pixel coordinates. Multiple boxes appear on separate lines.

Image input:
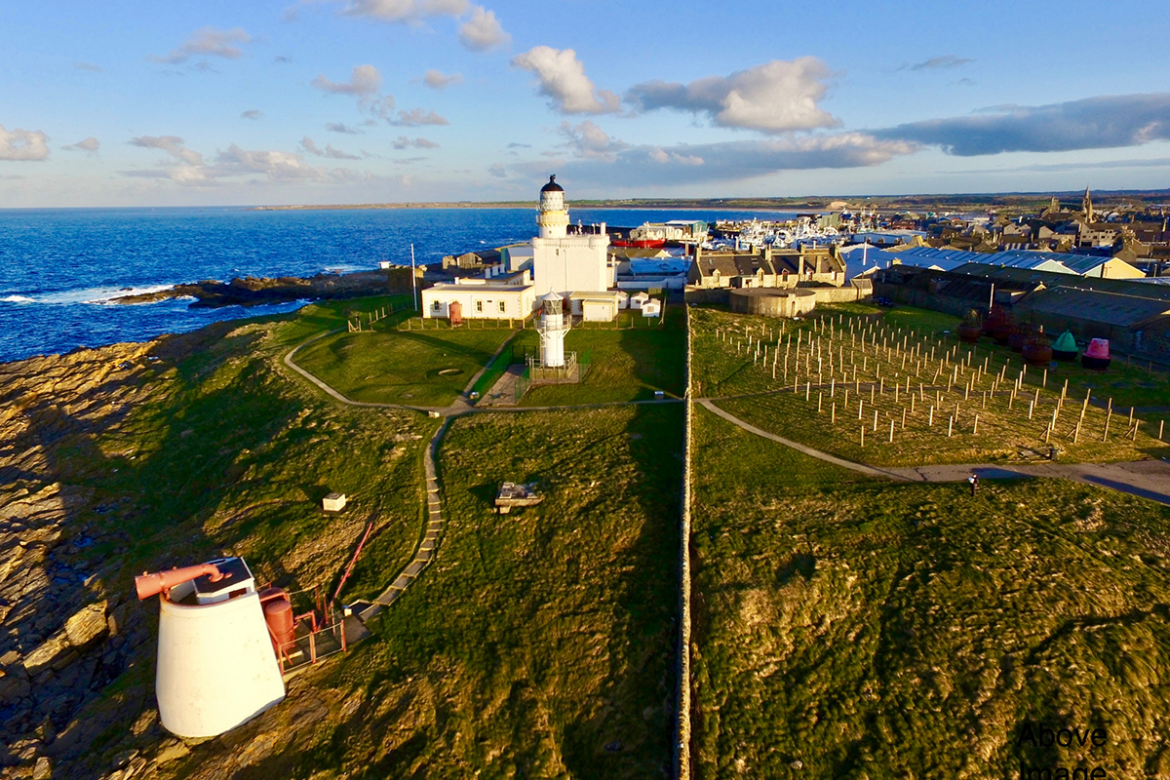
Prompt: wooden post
<box><xmin>831</xmin><ymin>402</ymin><xmax>836</xmax><ymax>424</ymax></box>
<box><xmin>1043</xmin><ymin>368</ymin><xmax>1047</xmax><ymax>388</ymax></box>
<box><xmin>973</xmin><ymin>413</ymin><xmax>980</xmax><ymax>435</ymax></box>
<box><xmin>1103</xmin><ymin>408</ymin><xmax>1111</xmax><ymax>442</ymax></box>
<box><xmin>859</xmin><ymin>398</ymin><xmax>864</xmax><ymax>420</ymax></box>
<box><xmin>948</xmin><ymin>416</ymin><xmax>954</xmax><ymax>437</ymax></box>
<box><xmin>902</xmin><ymin>407</ymin><xmax>907</xmax><ymax>429</ymax></box>
<box><xmin>861</xmin><ymin>425</ymin><xmax>865</xmax><ymax>448</ymax></box>
<box><xmin>929</xmin><ymin>406</ymin><xmax>934</xmax><ymax>426</ymax></box>
<box><xmin>873</xmin><ymin>408</ymin><xmax>879</xmax><ymax>432</ymax></box>
<box><xmin>806</xmin><ymin>382</ymin><xmax>811</xmax><ymax>401</ymax></box>
<box><xmin>818</xmin><ymin>392</ymin><xmax>823</xmax><ymax>413</ymax></box>
<box><xmin>844</xmin><ymin>388</ymin><xmax>850</xmax><ymax>407</ymax></box>
<box><xmin>1028</xmin><ymin>400</ymin><xmax>1034</xmax><ymax>420</ymax></box>
<box><xmin>1131</xmin><ymin>420</ymin><xmax>1141</xmax><ymax>441</ymax></box>
<box><xmin>1159</xmin><ymin>419</ymin><xmax>1164</xmax><ymax>441</ymax></box>
<box><xmin>889</xmin><ymin>419</ymin><xmax>895</xmax><ymax>443</ymax></box>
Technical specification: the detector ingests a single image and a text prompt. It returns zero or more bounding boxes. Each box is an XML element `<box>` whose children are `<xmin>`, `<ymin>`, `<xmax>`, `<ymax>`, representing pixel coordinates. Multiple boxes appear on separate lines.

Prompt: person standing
<box><xmin>968</xmin><ymin>473</ymin><xmax>979</xmax><ymax>496</ymax></box>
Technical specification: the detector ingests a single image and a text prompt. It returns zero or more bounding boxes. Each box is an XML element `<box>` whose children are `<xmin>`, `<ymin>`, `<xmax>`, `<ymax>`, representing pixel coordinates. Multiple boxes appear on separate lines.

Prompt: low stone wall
<box><xmin>676</xmin><ymin>305</ymin><xmax>694</xmax><ymax>780</ymax></box>
<box><xmin>683</xmin><ymin>286</ymin><xmax>729</xmax><ymax>306</ymax></box>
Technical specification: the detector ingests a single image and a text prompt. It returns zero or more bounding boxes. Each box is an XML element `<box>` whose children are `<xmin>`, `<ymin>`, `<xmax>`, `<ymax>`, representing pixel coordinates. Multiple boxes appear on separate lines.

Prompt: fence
<box><xmin>348</xmin><ymin>303</ymin><xmax>397</xmax><ymax>332</ymax></box>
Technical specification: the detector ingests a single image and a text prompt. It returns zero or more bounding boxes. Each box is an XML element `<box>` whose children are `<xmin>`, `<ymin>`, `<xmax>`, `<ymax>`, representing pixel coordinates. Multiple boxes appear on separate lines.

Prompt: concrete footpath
<box><xmin>703</xmin><ymin>400</ymin><xmax>1170</xmax><ymax>506</ymax></box>
<box><xmin>885</xmin><ymin>460</ymin><xmax>1170</xmax><ymax>505</ymax></box>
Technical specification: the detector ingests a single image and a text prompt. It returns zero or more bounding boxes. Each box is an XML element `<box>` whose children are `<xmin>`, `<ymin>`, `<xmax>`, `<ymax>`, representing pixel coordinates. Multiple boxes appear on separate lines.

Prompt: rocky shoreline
<box><xmin>112</xmin><ymin>268</ymin><xmax>417</xmax><ymax>308</ymax></box>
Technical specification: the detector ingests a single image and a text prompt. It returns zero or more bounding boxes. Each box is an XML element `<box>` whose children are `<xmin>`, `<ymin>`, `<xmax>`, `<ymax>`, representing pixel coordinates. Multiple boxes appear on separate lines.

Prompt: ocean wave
<box><xmin>1</xmin><ymin>295</ymin><xmax>34</xmax><ymax>303</ymax></box>
<box><xmin>12</xmin><ymin>285</ymin><xmax>178</xmax><ymax>306</ymax></box>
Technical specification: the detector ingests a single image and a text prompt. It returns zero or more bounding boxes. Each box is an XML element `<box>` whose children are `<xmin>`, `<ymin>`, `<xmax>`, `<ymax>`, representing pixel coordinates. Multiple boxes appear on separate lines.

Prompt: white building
<box><xmin>423</xmin><ymin>177</ymin><xmax>620</xmax><ymax>321</ymax></box>
<box><xmin>421</xmin><ymin>271</ymin><xmax>536</xmax><ymax>320</ymax></box>
<box><xmin>531</xmin><ymin>176</ymin><xmax>613</xmax><ymax>304</ymax></box>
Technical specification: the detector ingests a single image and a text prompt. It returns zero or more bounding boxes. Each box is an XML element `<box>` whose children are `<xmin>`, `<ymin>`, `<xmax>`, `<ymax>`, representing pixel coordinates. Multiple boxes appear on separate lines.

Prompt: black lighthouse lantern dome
<box><xmin>540</xmin><ymin>175</ymin><xmax>563</xmax><ymax>193</ymax></box>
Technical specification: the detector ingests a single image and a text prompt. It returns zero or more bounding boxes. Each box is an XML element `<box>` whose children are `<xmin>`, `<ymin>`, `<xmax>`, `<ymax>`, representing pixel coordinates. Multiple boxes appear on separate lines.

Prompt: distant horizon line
<box><xmin>3</xmin><ymin>186</ymin><xmax>1169</xmax><ymax>213</ymax></box>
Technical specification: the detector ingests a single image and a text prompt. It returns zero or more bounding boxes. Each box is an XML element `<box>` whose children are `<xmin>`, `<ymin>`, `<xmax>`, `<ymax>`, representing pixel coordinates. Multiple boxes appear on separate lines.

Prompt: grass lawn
<box><xmin>690</xmin><ymin>305</ymin><xmax>1169</xmax><ymax>466</ymax></box>
<box><xmin>691</xmin><ymin>405</ymin><xmax>1170</xmax><ymax>778</ymax></box>
<box><xmin>282</xmin><ymin>405</ymin><xmax>684</xmax><ymax>779</ymax></box>
<box><xmin>294</xmin><ymin>326</ymin><xmax>514</xmax><ymax>406</ymax></box>
<box><xmin>517</xmin><ymin>302</ymin><xmax>687</xmax><ymax>406</ymax></box>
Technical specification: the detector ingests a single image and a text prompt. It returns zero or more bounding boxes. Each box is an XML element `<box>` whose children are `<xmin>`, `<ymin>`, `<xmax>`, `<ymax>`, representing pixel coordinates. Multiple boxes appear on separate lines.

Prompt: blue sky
<box><xmin>3</xmin><ymin>0</ymin><xmax>1169</xmax><ymax>207</ymax></box>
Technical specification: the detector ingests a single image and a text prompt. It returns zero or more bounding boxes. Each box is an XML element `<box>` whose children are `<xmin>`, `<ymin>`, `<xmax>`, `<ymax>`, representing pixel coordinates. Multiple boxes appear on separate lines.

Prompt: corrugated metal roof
<box><xmin>1022</xmin><ymin>287</ymin><xmax>1170</xmax><ymax>328</ymax></box>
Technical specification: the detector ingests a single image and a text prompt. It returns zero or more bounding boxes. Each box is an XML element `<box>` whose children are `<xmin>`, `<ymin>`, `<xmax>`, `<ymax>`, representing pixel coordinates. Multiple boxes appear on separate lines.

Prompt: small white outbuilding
<box><xmin>323</xmin><ymin>493</ymin><xmax>347</xmax><ymax>512</ymax></box>
<box><xmin>641</xmin><ymin>299</ymin><xmax>662</xmax><ymax>317</ymax></box>
<box><xmin>629</xmin><ymin>291</ymin><xmax>650</xmax><ymax>310</ymax></box>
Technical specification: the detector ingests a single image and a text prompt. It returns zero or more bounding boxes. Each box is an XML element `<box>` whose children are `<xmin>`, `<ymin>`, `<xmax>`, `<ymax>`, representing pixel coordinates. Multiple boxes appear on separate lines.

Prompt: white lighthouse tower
<box><xmin>531</xmin><ymin>175</ymin><xmax>610</xmax><ymax>305</ymax></box>
<box><xmin>536</xmin><ymin>175</ymin><xmax>569</xmax><ymax>238</ymax></box>
<box><xmin>537</xmin><ymin>290</ymin><xmax>569</xmax><ymax>368</ymax></box>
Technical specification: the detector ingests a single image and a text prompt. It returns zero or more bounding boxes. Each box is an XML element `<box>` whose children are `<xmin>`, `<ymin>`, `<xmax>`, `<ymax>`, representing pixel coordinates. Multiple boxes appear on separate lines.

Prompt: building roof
<box><xmin>1021</xmin><ymin>287</ymin><xmax>1170</xmax><ymax>329</ymax></box>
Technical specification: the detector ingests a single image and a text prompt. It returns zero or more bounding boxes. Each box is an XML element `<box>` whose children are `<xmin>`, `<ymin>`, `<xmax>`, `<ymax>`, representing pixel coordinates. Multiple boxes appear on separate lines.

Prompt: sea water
<box><xmin>0</xmin><ymin>205</ymin><xmax>794</xmax><ymax>363</ymax></box>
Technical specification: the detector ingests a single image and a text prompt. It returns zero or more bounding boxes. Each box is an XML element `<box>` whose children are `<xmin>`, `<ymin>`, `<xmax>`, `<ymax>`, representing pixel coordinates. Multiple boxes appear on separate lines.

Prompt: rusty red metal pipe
<box><xmin>135</xmin><ymin>563</ymin><xmax>224</xmax><ymax>601</ymax></box>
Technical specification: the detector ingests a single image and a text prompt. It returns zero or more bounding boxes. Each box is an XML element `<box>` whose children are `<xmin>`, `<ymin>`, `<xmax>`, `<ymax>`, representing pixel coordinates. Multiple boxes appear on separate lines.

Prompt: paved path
<box><xmin>696</xmin><ymin>398</ymin><xmax>908</xmax><ymax>481</ymax></box>
<box><xmin>885</xmin><ymin>460</ymin><xmax>1170</xmax><ymax>505</ymax></box>
<box><xmin>359</xmin><ymin>417</ymin><xmax>451</xmax><ymax>622</ymax></box>
<box><xmin>702</xmin><ymin>399</ymin><xmax>1170</xmax><ymax>505</ymax></box>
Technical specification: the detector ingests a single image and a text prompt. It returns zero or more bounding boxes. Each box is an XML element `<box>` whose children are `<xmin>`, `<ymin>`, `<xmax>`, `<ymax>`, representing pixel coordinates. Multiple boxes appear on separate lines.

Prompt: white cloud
<box><xmin>129</xmin><ymin>135</ymin><xmax>203</xmax><ymax>165</ymax></box>
<box><xmin>312</xmin><ymin>64</ymin><xmax>383</xmax><ymax>97</ymax></box>
<box><xmin>214</xmin><ymin>145</ymin><xmax>324</xmax><ymax>180</ymax></box>
<box><xmin>626</xmin><ymin>57</ymin><xmax>839</xmax><ymax>133</ymax></box>
<box><xmin>488</xmin><ymin>162</ymin><xmax>506</xmax><ymax>177</ymax></box>
<box><xmin>340</xmin><ymin>0</ymin><xmax>469</xmax><ymax>22</ymax></box>
<box><xmin>458</xmin><ymin>6</ymin><xmax>509</xmax><ymax>51</ymax></box>
<box><xmin>0</xmin><ymin>125</ymin><xmax>50</xmax><ymax>161</ymax></box>
<box><xmin>326</xmin><ymin>122</ymin><xmax>362</xmax><ymax>134</ymax></box>
<box><xmin>422</xmin><ymin>69</ymin><xmax>462</xmax><ymax>89</ymax></box>
<box><xmin>392</xmin><ymin>136</ymin><xmax>440</xmax><ymax>149</ymax></box>
<box><xmin>62</xmin><ymin>137</ymin><xmax>100</xmax><ymax>154</ymax></box>
<box><xmin>241</xmin><ymin>110</ymin><xmax>263</xmax><ymax>120</ymax></box>
<box><xmin>390</xmin><ymin>108</ymin><xmax>449</xmax><ymax>126</ymax></box>
<box><xmin>300</xmin><ymin>136</ymin><xmax>361</xmax><ymax>159</ymax></box>
<box><xmin>557</xmin><ymin>120</ymin><xmax>626</xmax><ymax>162</ymax></box>
<box><xmin>330</xmin><ymin>0</ymin><xmax>509</xmax><ymax>52</ymax></box>
<box><xmin>512</xmin><ymin>46</ymin><xmax>620</xmax><ymax>115</ymax></box>
<box><xmin>150</xmin><ymin>27</ymin><xmax>253</xmax><ymax>64</ymax></box>
<box><xmin>74</xmin><ymin>61</ymin><xmax>103</xmax><ymax>72</ymax></box>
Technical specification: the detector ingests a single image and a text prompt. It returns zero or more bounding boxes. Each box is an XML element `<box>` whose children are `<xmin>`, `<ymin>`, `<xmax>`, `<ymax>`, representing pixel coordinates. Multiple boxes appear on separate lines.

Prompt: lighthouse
<box><xmin>536</xmin><ymin>175</ymin><xmax>569</xmax><ymax>238</ymax></box>
<box><xmin>531</xmin><ymin>175</ymin><xmax>611</xmax><ymax>305</ymax></box>
<box><xmin>537</xmin><ymin>291</ymin><xmax>569</xmax><ymax>368</ymax></box>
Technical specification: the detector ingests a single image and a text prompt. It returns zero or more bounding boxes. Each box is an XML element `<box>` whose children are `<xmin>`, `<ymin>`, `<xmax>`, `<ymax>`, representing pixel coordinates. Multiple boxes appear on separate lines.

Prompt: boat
<box><xmin>612</xmin><ymin>238</ymin><xmax>666</xmax><ymax>249</ymax></box>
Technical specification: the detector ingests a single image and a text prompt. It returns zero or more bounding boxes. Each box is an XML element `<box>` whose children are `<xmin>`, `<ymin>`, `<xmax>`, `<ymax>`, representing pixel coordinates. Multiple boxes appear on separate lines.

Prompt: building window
<box><xmin>475</xmin><ymin>300</ymin><xmax>483</xmax><ymax>313</ymax></box>
<box><xmin>432</xmin><ymin>301</ymin><xmax>441</xmax><ymax>311</ymax></box>
<box><xmin>498</xmin><ymin>301</ymin><xmax>506</xmax><ymax>313</ymax></box>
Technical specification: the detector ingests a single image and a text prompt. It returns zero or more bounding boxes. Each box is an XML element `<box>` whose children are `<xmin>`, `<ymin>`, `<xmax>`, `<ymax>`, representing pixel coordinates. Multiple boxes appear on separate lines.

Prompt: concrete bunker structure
<box><xmin>729</xmin><ymin>287</ymin><xmax>817</xmax><ymax>318</ymax></box>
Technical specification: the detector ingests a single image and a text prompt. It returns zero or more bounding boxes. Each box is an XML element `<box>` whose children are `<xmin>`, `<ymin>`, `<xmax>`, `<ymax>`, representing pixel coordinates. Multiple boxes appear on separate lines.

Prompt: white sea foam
<box><xmin>1</xmin><ymin>295</ymin><xmax>34</xmax><ymax>303</ymax></box>
<box><xmin>17</xmin><ymin>285</ymin><xmax>177</xmax><ymax>305</ymax></box>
